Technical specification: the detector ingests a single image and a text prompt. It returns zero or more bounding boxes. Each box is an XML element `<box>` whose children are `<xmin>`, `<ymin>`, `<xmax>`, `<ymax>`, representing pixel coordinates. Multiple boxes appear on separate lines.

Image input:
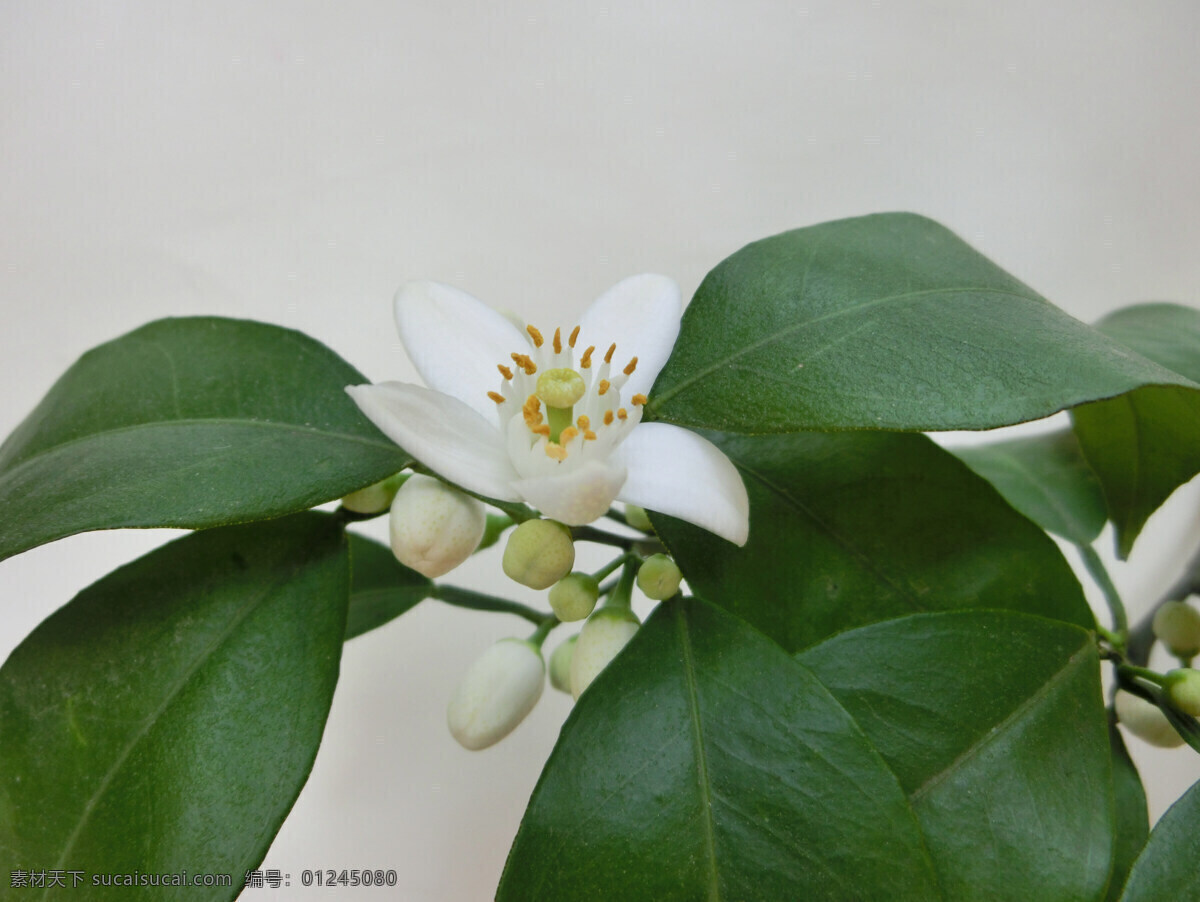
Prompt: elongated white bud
<box><xmin>1115</xmin><ymin>689</ymin><xmax>1185</xmax><ymax>748</ymax></box>
<box><xmin>389</xmin><ymin>475</ymin><xmax>486</xmax><ymax>578</ymax></box>
<box><xmin>1153</xmin><ymin>601</ymin><xmax>1200</xmax><ymax>659</ymax></box>
<box><xmin>447</xmin><ymin>639</ymin><xmax>545</xmax><ymax>750</ymax></box>
<box><xmin>548</xmin><ymin>635</ymin><xmax>577</xmax><ymax>694</ymax></box>
<box><xmin>570</xmin><ymin>607</ymin><xmax>640</xmax><ymax>700</ymax></box>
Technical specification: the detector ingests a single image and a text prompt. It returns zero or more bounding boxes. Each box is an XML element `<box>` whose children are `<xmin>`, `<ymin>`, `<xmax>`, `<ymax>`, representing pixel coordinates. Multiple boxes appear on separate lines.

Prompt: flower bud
<box><xmin>548</xmin><ymin>635</ymin><xmax>577</xmax><ymax>694</ymax></box>
<box><xmin>624</xmin><ymin>504</ymin><xmax>653</xmax><ymax>533</ymax></box>
<box><xmin>341</xmin><ymin>473</ymin><xmax>406</xmax><ymax>514</ymax></box>
<box><xmin>1153</xmin><ymin>601</ymin><xmax>1200</xmax><ymax>659</ymax></box>
<box><xmin>389</xmin><ymin>475</ymin><xmax>486</xmax><ymax>578</ymax></box>
<box><xmin>637</xmin><ymin>554</ymin><xmax>683</xmax><ymax>600</ymax></box>
<box><xmin>447</xmin><ymin>639</ymin><xmax>545</xmax><ymax>750</ymax></box>
<box><xmin>549</xmin><ymin>573</ymin><xmax>600</xmax><ymax>622</ymax></box>
<box><xmin>502</xmin><ymin>519</ymin><xmax>575</xmax><ymax>590</ymax></box>
<box><xmin>570</xmin><ymin>607</ymin><xmax>640</xmax><ymax>700</ymax></box>
<box><xmin>1164</xmin><ymin>668</ymin><xmax>1200</xmax><ymax>717</ymax></box>
<box><xmin>1115</xmin><ymin>689</ymin><xmax>1185</xmax><ymax>748</ymax></box>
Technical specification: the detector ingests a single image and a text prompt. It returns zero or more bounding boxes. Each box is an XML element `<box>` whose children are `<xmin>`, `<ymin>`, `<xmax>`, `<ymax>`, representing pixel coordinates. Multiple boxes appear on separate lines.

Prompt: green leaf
<box><xmin>647</xmin><ymin>213</ymin><xmax>1193</xmax><ymax>433</ymax></box>
<box><xmin>0</xmin><ymin>514</ymin><xmax>349</xmax><ymax>900</ymax></box>
<box><xmin>498</xmin><ymin>597</ymin><xmax>942</xmax><ymax>901</ymax></box>
<box><xmin>799</xmin><ymin>610</ymin><xmax>1114</xmax><ymax>902</ymax></box>
<box><xmin>1119</xmin><ymin>778</ymin><xmax>1200</xmax><ymax>901</ymax></box>
<box><xmin>0</xmin><ymin>317</ymin><xmax>409</xmax><ymax>563</ymax></box>
<box><xmin>1105</xmin><ymin>721</ymin><xmax>1149</xmax><ymax>902</ymax></box>
<box><xmin>344</xmin><ymin>532</ymin><xmax>431</xmax><ymax>640</ymax></box>
<box><xmin>652</xmin><ymin>430</ymin><xmax>1093</xmax><ymax>653</ymax></box>
<box><xmin>1072</xmin><ymin>303</ymin><xmax>1200</xmax><ymax>558</ymax></box>
<box><xmin>952</xmin><ymin>429</ymin><xmax>1108</xmax><ymax>545</ymax></box>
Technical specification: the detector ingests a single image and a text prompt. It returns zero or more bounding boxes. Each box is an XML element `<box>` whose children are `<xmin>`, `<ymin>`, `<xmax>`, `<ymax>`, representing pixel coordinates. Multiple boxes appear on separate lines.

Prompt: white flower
<box><xmin>447</xmin><ymin>638</ymin><xmax>545</xmax><ymax>750</ymax></box>
<box><xmin>346</xmin><ymin>275</ymin><xmax>749</xmax><ymax>545</ymax></box>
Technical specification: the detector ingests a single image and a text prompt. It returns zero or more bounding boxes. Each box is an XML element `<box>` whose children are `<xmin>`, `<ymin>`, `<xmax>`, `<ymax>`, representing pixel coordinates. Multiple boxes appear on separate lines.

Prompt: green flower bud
<box><xmin>1115</xmin><ymin>689</ymin><xmax>1185</xmax><ymax>749</ymax></box>
<box><xmin>389</xmin><ymin>475</ymin><xmax>486</xmax><ymax>578</ymax></box>
<box><xmin>446</xmin><ymin>639</ymin><xmax>545</xmax><ymax>750</ymax></box>
<box><xmin>637</xmin><ymin>554</ymin><xmax>682</xmax><ymax>600</ymax></box>
<box><xmin>1153</xmin><ymin>601</ymin><xmax>1200</xmax><ymax>658</ymax></box>
<box><xmin>341</xmin><ymin>473</ymin><xmax>406</xmax><ymax>514</ymax></box>
<box><xmin>549</xmin><ymin>573</ymin><xmax>600</xmax><ymax>622</ymax></box>
<box><xmin>624</xmin><ymin>504</ymin><xmax>653</xmax><ymax>533</ymax></box>
<box><xmin>570</xmin><ymin>607</ymin><xmax>640</xmax><ymax>700</ymax></box>
<box><xmin>502</xmin><ymin>519</ymin><xmax>575</xmax><ymax>590</ymax></box>
<box><xmin>1165</xmin><ymin>668</ymin><xmax>1200</xmax><ymax>717</ymax></box>
<box><xmin>548</xmin><ymin>635</ymin><xmax>578</xmax><ymax>694</ymax></box>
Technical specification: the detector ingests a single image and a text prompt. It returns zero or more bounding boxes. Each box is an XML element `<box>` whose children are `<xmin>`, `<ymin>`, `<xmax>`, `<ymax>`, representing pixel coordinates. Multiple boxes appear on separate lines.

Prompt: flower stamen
<box><xmin>488</xmin><ymin>391</ymin><xmax>506</xmax><ymax>404</ymax></box>
<box><xmin>526</xmin><ymin>325</ymin><xmax>544</xmax><ymax>347</ymax></box>
<box><xmin>623</xmin><ymin>357</ymin><xmax>638</xmax><ymax>376</ymax></box>
<box><xmin>497</xmin><ymin>364</ymin><xmax>514</xmax><ymax>380</ymax></box>
<box><xmin>580</xmin><ymin>346</ymin><xmax>594</xmax><ymax>368</ymax></box>
<box><xmin>512</xmin><ymin>353</ymin><xmax>537</xmax><ymax>375</ymax></box>
<box><xmin>617</xmin><ymin>408</ymin><xmax>628</xmax><ymax>420</ymax></box>
<box><xmin>568</xmin><ymin>326</ymin><xmax>580</xmax><ymax>349</ymax></box>
<box><xmin>603</xmin><ymin>410</ymin><xmax>614</xmax><ymax>426</ymax></box>
<box><xmin>598</xmin><ymin>379</ymin><xmax>610</xmax><ymax>396</ymax></box>
<box><xmin>553</xmin><ymin>328</ymin><xmax>563</xmax><ymax>354</ymax></box>
<box><xmin>604</xmin><ymin>343</ymin><xmax>616</xmax><ymax>364</ymax></box>
<box><xmin>631</xmin><ymin>393</ymin><xmax>647</xmax><ymax>406</ymax></box>
<box><xmin>545</xmin><ymin>442</ymin><xmax>568</xmax><ymax>461</ymax></box>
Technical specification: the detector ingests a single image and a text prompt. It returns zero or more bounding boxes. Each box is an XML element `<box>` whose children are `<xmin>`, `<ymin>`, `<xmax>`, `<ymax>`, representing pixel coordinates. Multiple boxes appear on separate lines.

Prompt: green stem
<box><xmin>602</xmin><ymin>559</ymin><xmax>638</xmax><ymax>612</ymax></box>
<box><xmin>1118</xmin><ymin>662</ymin><xmax>1166</xmax><ymax>687</ymax></box>
<box><xmin>572</xmin><ymin>525</ymin><xmax>636</xmax><ymax>550</ymax></box>
<box><xmin>1075</xmin><ymin>544</ymin><xmax>1128</xmax><ymax>639</ymax></box>
<box><xmin>528</xmin><ymin>618</ymin><xmax>558</xmax><ymax>648</ymax></box>
<box><xmin>433</xmin><ymin>585</ymin><xmax>552</xmax><ymax>626</ymax></box>
<box><xmin>591</xmin><ymin>552</ymin><xmax>636</xmax><ymax>583</ymax></box>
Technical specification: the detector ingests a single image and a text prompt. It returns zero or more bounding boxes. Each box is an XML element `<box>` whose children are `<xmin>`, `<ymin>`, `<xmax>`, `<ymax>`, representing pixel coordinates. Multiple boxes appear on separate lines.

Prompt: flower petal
<box><xmin>346</xmin><ymin>382</ymin><xmax>521</xmax><ymax>501</ymax></box>
<box><xmin>577</xmin><ymin>274</ymin><xmax>681</xmax><ymax>398</ymax></box>
<box><xmin>512</xmin><ymin>460</ymin><xmax>628</xmax><ymax>526</ymax></box>
<box><xmin>615</xmin><ymin>423</ymin><xmax>749</xmax><ymax>545</ymax></box>
<box><xmin>393</xmin><ymin>281</ymin><xmax>530</xmax><ymax>419</ymax></box>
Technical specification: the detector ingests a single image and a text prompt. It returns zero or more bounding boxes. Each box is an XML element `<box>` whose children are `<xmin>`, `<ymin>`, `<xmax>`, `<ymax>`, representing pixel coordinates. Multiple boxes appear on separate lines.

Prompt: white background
<box><xmin>2</xmin><ymin>2</ymin><xmax>1199</xmax><ymax>899</ymax></box>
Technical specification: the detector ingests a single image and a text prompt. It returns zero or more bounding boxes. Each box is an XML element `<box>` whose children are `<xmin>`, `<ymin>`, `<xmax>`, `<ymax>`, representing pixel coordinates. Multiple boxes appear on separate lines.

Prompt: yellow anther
<box><xmin>553</xmin><ymin>327</ymin><xmax>563</xmax><ymax>354</ymax></box>
<box><xmin>488</xmin><ymin>391</ymin><xmax>506</xmax><ymax>404</ymax></box>
<box><xmin>604</xmin><ymin>343</ymin><xmax>616</xmax><ymax>364</ymax></box>
<box><xmin>559</xmin><ymin>426</ymin><xmax>580</xmax><ymax>445</ymax></box>
<box><xmin>545</xmin><ymin>443</ymin><xmax>568</xmax><ymax>461</ymax></box>
<box><xmin>526</xmin><ymin>325</ymin><xmax>544</xmax><ymax>347</ymax></box>
<box><xmin>617</xmin><ymin>408</ymin><xmax>628</xmax><ymax>420</ymax></box>
<box><xmin>511</xmin><ymin>353</ymin><xmax>537</xmax><ymax>375</ymax></box>
<box><xmin>497</xmin><ymin>364</ymin><xmax>514</xmax><ymax>381</ymax></box>
<box><xmin>603</xmin><ymin>410</ymin><xmax>614</xmax><ymax>426</ymax></box>
<box><xmin>580</xmin><ymin>346</ymin><xmax>595</xmax><ymax>368</ymax></box>
<box><xmin>522</xmin><ymin>395</ymin><xmax>544</xmax><ymax>429</ymax></box>
<box><xmin>623</xmin><ymin>356</ymin><xmax>638</xmax><ymax>376</ymax></box>
<box><xmin>577</xmin><ymin>415</ymin><xmax>591</xmax><ymax>430</ymax></box>
<box><xmin>568</xmin><ymin>326</ymin><xmax>580</xmax><ymax>348</ymax></box>
<box><xmin>631</xmin><ymin>393</ymin><xmax>647</xmax><ymax>406</ymax></box>
<box><xmin>584</xmin><ymin>430</ymin><xmax>597</xmax><ymax>440</ymax></box>
<box><xmin>532</xmin><ymin>424</ymin><xmax>551</xmax><ymax>437</ymax></box>
<box><xmin>598</xmin><ymin>379</ymin><xmax>611</xmax><ymax>396</ymax></box>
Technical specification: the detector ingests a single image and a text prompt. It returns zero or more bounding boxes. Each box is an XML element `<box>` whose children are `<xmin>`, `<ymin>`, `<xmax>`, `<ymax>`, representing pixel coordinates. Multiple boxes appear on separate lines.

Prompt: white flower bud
<box><xmin>549</xmin><ymin>573</ymin><xmax>600</xmax><ymax>622</ymax></box>
<box><xmin>1115</xmin><ymin>689</ymin><xmax>1185</xmax><ymax>748</ymax></box>
<box><xmin>1153</xmin><ymin>601</ymin><xmax>1200</xmax><ymax>659</ymax></box>
<box><xmin>502</xmin><ymin>519</ymin><xmax>575</xmax><ymax>589</ymax></box>
<box><xmin>1164</xmin><ymin>668</ymin><xmax>1200</xmax><ymax>717</ymax></box>
<box><xmin>570</xmin><ymin>607</ymin><xmax>640</xmax><ymax>700</ymax></box>
<box><xmin>548</xmin><ymin>635</ymin><xmax>577</xmax><ymax>694</ymax></box>
<box><xmin>447</xmin><ymin>639</ymin><xmax>545</xmax><ymax>750</ymax></box>
<box><xmin>624</xmin><ymin>504</ymin><xmax>653</xmax><ymax>532</ymax></box>
<box><xmin>389</xmin><ymin>475</ymin><xmax>486</xmax><ymax>578</ymax></box>
<box><xmin>637</xmin><ymin>554</ymin><xmax>683</xmax><ymax>600</ymax></box>
<box><xmin>341</xmin><ymin>474</ymin><xmax>405</xmax><ymax>514</ymax></box>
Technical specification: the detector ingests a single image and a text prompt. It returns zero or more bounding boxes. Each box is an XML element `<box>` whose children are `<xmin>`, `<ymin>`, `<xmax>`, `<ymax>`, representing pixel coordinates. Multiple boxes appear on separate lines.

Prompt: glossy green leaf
<box><xmin>952</xmin><ymin>429</ymin><xmax>1107</xmax><ymax>545</ymax></box>
<box><xmin>648</xmin><ymin>213</ymin><xmax>1193</xmax><ymax>433</ymax></box>
<box><xmin>652</xmin><ymin>430</ymin><xmax>1092</xmax><ymax>653</ymax></box>
<box><xmin>1072</xmin><ymin>303</ymin><xmax>1200</xmax><ymax>558</ymax></box>
<box><xmin>344</xmin><ymin>532</ymin><xmax>430</xmax><ymax>640</ymax></box>
<box><xmin>1105</xmin><ymin>721</ymin><xmax>1149</xmax><ymax>902</ymax></box>
<box><xmin>1119</xmin><ymin>778</ymin><xmax>1200</xmax><ymax>901</ymax></box>
<box><xmin>498</xmin><ymin>597</ymin><xmax>942</xmax><ymax>901</ymax></box>
<box><xmin>0</xmin><ymin>317</ymin><xmax>409</xmax><ymax>563</ymax></box>
<box><xmin>0</xmin><ymin>514</ymin><xmax>349</xmax><ymax>900</ymax></box>
<box><xmin>799</xmin><ymin>611</ymin><xmax>1113</xmax><ymax>902</ymax></box>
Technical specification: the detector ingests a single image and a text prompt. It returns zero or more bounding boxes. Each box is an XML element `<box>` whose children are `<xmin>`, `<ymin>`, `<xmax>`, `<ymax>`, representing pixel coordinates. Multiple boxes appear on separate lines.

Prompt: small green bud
<box><xmin>549</xmin><ymin>573</ymin><xmax>600</xmax><ymax>622</ymax></box>
<box><xmin>341</xmin><ymin>473</ymin><xmax>406</xmax><ymax>514</ymax></box>
<box><xmin>1115</xmin><ymin>689</ymin><xmax>1185</xmax><ymax>748</ymax></box>
<box><xmin>502</xmin><ymin>519</ymin><xmax>575</xmax><ymax>589</ymax></box>
<box><xmin>1153</xmin><ymin>601</ymin><xmax>1200</xmax><ymax>658</ymax></box>
<box><xmin>1165</xmin><ymin>669</ymin><xmax>1200</xmax><ymax>717</ymax></box>
<box><xmin>624</xmin><ymin>504</ymin><xmax>653</xmax><ymax>533</ymax></box>
<box><xmin>548</xmin><ymin>635</ymin><xmax>578</xmax><ymax>694</ymax></box>
<box><xmin>637</xmin><ymin>554</ymin><xmax>683</xmax><ymax>600</ymax></box>
<box><xmin>570</xmin><ymin>607</ymin><xmax>640</xmax><ymax>699</ymax></box>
